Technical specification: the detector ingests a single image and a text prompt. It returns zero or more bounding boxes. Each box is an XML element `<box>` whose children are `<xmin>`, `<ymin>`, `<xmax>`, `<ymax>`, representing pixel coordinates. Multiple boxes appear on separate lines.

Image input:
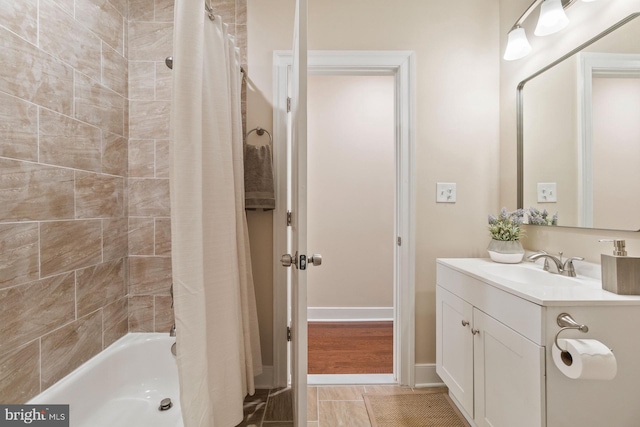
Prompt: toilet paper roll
<box><xmin>552</xmin><ymin>338</ymin><xmax>617</xmax><ymax>380</ymax></box>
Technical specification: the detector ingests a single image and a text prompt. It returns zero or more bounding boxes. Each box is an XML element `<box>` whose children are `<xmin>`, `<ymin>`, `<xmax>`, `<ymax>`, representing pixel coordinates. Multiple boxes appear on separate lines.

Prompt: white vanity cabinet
<box><xmin>436</xmin><ymin>258</ymin><xmax>640</xmax><ymax>427</ymax></box>
<box><xmin>436</xmin><ymin>282</ymin><xmax>545</xmax><ymax>427</ymax></box>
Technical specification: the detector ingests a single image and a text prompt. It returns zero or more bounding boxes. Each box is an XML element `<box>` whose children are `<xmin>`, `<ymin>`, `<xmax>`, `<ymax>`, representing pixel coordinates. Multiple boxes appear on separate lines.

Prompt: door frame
<box><xmin>272</xmin><ymin>50</ymin><xmax>416</xmax><ymax>387</ymax></box>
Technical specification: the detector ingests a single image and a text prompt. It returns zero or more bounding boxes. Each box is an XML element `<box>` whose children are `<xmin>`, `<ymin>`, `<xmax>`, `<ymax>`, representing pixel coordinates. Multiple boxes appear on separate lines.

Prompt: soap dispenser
<box><xmin>599</xmin><ymin>239</ymin><xmax>640</xmax><ymax>295</ymax></box>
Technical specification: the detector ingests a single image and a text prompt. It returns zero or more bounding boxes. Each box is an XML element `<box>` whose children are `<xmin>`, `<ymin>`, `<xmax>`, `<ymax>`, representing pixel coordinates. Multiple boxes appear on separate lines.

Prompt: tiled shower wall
<box><xmin>0</xmin><ymin>0</ymin><xmax>247</xmax><ymax>404</ymax></box>
<box><xmin>126</xmin><ymin>0</ymin><xmax>248</xmax><ymax>330</ymax></box>
<box><xmin>0</xmin><ymin>0</ymin><xmax>129</xmax><ymax>403</ymax></box>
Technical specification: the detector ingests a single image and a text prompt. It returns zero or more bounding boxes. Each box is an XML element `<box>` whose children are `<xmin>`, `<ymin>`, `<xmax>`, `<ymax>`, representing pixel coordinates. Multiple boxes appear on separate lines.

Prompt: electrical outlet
<box><xmin>436</xmin><ymin>182</ymin><xmax>457</xmax><ymax>203</ymax></box>
<box><xmin>537</xmin><ymin>182</ymin><xmax>557</xmax><ymax>203</ymax></box>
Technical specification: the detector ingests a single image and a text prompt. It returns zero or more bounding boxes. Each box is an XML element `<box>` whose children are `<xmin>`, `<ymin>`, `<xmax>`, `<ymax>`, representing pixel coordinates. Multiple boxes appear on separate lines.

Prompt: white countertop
<box><xmin>437</xmin><ymin>257</ymin><xmax>640</xmax><ymax>306</ymax></box>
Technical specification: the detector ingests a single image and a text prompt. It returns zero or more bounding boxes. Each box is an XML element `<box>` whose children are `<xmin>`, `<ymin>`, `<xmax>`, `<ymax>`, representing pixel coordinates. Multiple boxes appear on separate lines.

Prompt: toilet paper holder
<box><xmin>554</xmin><ymin>313</ymin><xmax>589</xmax><ymax>353</ymax></box>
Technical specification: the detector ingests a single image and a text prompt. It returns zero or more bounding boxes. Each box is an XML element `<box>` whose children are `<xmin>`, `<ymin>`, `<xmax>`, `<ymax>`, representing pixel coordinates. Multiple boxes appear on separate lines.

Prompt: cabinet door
<box><xmin>436</xmin><ymin>286</ymin><xmax>474</xmax><ymax>416</ymax></box>
<box><xmin>473</xmin><ymin>309</ymin><xmax>545</xmax><ymax>427</ymax></box>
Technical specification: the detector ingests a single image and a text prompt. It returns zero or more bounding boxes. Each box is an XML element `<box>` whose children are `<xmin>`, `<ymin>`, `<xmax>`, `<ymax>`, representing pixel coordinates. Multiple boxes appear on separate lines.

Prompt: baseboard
<box><xmin>307</xmin><ymin>307</ymin><xmax>393</xmax><ymax>322</ymax></box>
<box><xmin>254</xmin><ymin>365</ymin><xmax>274</xmax><ymax>389</ymax></box>
<box><xmin>413</xmin><ymin>363</ymin><xmax>444</xmax><ymax>388</ymax></box>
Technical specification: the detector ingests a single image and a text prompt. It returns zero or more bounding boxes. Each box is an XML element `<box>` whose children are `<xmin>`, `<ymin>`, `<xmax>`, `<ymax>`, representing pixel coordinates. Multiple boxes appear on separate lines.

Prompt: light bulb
<box><xmin>534</xmin><ymin>0</ymin><xmax>570</xmax><ymax>36</ymax></box>
<box><xmin>504</xmin><ymin>27</ymin><xmax>532</xmax><ymax>61</ymax></box>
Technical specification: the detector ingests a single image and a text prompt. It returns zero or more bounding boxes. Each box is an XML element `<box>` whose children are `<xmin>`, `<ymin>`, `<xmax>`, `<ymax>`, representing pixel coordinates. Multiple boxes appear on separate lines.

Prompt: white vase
<box><xmin>487</xmin><ymin>239</ymin><xmax>524</xmax><ymax>264</ymax></box>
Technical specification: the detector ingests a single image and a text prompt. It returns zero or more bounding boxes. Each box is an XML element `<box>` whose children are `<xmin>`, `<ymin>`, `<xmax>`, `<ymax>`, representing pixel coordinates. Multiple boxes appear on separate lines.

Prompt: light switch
<box><xmin>537</xmin><ymin>182</ymin><xmax>557</xmax><ymax>203</ymax></box>
<box><xmin>436</xmin><ymin>182</ymin><xmax>457</xmax><ymax>203</ymax></box>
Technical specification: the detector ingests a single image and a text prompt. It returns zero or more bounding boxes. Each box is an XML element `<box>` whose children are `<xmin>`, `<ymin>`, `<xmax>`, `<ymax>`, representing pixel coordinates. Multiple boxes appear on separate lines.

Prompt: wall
<box><xmin>307</xmin><ymin>74</ymin><xmax>395</xmax><ymax>309</ymax></box>
<box><xmin>247</xmin><ymin>0</ymin><xmax>500</xmax><ymax>366</ymax></box>
<box><xmin>499</xmin><ymin>0</ymin><xmax>640</xmax><ymax>259</ymax></box>
<box><xmin>0</xmin><ymin>0</ymin><xmax>128</xmax><ymax>403</ymax></box>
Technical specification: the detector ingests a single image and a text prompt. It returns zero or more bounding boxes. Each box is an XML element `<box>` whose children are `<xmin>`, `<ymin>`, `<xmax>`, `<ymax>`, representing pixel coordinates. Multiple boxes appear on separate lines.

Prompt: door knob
<box><xmin>308</xmin><ymin>254</ymin><xmax>322</xmax><ymax>267</ymax></box>
<box><xmin>281</xmin><ymin>252</ymin><xmax>298</xmax><ymax>268</ymax></box>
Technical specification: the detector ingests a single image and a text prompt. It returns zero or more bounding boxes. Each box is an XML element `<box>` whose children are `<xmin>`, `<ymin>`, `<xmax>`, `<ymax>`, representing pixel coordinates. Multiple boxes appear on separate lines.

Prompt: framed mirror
<box><xmin>517</xmin><ymin>13</ymin><xmax>640</xmax><ymax>231</ymax></box>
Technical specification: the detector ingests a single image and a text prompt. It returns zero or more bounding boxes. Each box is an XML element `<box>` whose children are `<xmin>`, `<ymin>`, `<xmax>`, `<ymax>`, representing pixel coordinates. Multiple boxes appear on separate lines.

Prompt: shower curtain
<box><xmin>170</xmin><ymin>2</ymin><xmax>262</xmax><ymax>426</ymax></box>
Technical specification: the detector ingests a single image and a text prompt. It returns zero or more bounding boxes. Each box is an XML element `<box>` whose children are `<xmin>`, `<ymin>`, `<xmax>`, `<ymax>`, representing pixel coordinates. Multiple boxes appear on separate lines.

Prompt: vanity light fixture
<box><xmin>504</xmin><ymin>0</ymin><xmax>597</xmax><ymax>61</ymax></box>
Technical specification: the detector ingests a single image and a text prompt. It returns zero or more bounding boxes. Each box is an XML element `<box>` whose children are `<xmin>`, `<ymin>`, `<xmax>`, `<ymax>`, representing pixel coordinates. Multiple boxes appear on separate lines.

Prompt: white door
<box><xmin>284</xmin><ymin>1</ymin><xmax>309</xmax><ymax>425</ymax></box>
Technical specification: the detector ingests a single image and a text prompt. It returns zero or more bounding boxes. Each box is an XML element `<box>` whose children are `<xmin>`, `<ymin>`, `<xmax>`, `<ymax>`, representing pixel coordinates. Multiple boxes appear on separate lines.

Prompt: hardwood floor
<box><xmin>307</xmin><ymin>321</ymin><xmax>393</xmax><ymax>374</ymax></box>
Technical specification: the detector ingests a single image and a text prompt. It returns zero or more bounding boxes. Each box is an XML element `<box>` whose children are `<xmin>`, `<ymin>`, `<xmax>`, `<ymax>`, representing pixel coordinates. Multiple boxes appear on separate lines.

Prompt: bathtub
<box><xmin>29</xmin><ymin>333</ymin><xmax>183</xmax><ymax>427</ymax></box>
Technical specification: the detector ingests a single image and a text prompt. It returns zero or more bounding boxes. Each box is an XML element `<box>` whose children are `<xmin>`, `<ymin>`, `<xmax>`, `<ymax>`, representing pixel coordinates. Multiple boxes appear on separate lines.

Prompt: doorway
<box><xmin>306</xmin><ymin>74</ymin><xmax>395</xmax><ymax>383</ymax></box>
<box><xmin>272</xmin><ymin>50</ymin><xmax>416</xmax><ymax>389</ymax></box>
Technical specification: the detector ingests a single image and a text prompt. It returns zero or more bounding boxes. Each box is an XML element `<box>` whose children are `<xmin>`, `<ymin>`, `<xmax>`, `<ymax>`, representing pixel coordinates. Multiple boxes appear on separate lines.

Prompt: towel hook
<box><xmin>246</xmin><ymin>127</ymin><xmax>273</xmax><ymax>145</ymax></box>
<box><xmin>554</xmin><ymin>313</ymin><xmax>589</xmax><ymax>353</ymax></box>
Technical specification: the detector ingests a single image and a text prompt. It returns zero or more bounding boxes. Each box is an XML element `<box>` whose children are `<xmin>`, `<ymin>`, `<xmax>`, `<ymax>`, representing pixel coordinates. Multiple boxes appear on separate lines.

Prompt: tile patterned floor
<box><xmin>237</xmin><ymin>384</ymin><xmax>432</xmax><ymax>427</ymax></box>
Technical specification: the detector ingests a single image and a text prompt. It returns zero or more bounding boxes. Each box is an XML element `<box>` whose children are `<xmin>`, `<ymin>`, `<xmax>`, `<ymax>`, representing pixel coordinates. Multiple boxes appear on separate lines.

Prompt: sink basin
<box><xmin>479</xmin><ymin>263</ymin><xmax>582</xmax><ymax>286</ymax></box>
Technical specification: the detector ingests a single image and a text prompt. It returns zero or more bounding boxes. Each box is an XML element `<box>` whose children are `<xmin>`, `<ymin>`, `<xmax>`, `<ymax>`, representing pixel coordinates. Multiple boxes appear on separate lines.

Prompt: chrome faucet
<box><xmin>527</xmin><ymin>251</ymin><xmax>584</xmax><ymax>277</ymax></box>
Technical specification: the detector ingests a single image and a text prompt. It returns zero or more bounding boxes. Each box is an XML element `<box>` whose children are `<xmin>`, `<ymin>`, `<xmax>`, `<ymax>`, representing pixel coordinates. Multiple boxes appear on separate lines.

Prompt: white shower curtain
<box><xmin>170</xmin><ymin>2</ymin><xmax>262</xmax><ymax>426</ymax></box>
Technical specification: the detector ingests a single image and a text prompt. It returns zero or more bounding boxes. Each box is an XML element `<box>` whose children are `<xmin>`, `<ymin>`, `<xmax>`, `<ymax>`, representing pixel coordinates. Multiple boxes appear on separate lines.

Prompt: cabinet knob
<box><xmin>461</xmin><ymin>320</ymin><xmax>469</xmax><ymax>327</ymax></box>
<box><xmin>471</xmin><ymin>328</ymin><xmax>480</xmax><ymax>335</ymax></box>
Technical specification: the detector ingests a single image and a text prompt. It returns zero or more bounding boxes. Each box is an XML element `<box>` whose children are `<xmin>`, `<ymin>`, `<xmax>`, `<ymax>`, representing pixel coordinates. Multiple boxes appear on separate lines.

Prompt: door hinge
<box><xmin>286</xmin><ymin>210</ymin><xmax>292</xmax><ymax>226</ymax></box>
<box><xmin>397</xmin><ymin>236</ymin><xmax>402</xmax><ymax>246</ymax></box>
<box><xmin>287</xmin><ymin>97</ymin><xmax>292</xmax><ymax>112</ymax></box>
<box><xmin>287</xmin><ymin>326</ymin><xmax>292</xmax><ymax>342</ymax></box>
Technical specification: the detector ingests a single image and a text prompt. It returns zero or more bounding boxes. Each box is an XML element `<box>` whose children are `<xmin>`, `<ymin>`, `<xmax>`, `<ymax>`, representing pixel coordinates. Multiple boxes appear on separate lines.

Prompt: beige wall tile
<box><xmin>155</xmin><ymin>62</ymin><xmax>173</xmax><ymax>101</ymax></box>
<box><xmin>39</xmin><ymin>0</ymin><xmax>102</xmax><ymax>82</ymax></box>
<box><xmin>39</xmin><ymin>108</ymin><xmax>102</xmax><ymax>172</ymax></box>
<box><xmin>40</xmin><ymin>220</ymin><xmax>103</xmax><ymax>277</ymax></box>
<box><xmin>0</xmin><ymin>223</ymin><xmax>39</xmax><ymax>290</ymax></box>
<box><xmin>128</xmin><ymin>62</ymin><xmax>155</xmax><ymax>100</ymax></box>
<box><xmin>75</xmin><ymin>72</ymin><xmax>125</xmax><ymax>136</ymax></box>
<box><xmin>129</xmin><ymin>256</ymin><xmax>172</xmax><ymax>295</ymax></box>
<box><xmin>0</xmin><ymin>273</ymin><xmax>75</xmax><ymax>354</ymax></box>
<box><xmin>50</xmin><ymin>0</ymin><xmax>74</xmax><ymax>16</ymax></box>
<box><xmin>155</xmin><ymin>140</ymin><xmax>170</xmax><ymax>178</ymax></box>
<box><xmin>0</xmin><ymin>0</ymin><xmax>37</xmax><ymax>45</ymax></box>
<box><xmin>0</xmin><ymin>28</ymin><xmax>73</xmax><ymax>115</ymax></box>
<box><xmin>102</xmin><ymin>42</ymin><xmax>128</xmax><ymax>97</ymax></box>
<box><xmin>75</xmin><ymin>172</ymin><xmax>124</xmax><ymax>218</ymax></box>
<box><xmin>0</xmin><ymin>159</ymin><xmax>75</xmax><ymax>222</ymax></box>
<box><xmin>154</xmin><ymin>295</ymin><xmax>173</xmax><ymax>332</ymax></box>
<box><xmin>128</xmin><ymin>139</ymin><xmax>155</xmax><ymax>177</ymax></box>
<box><xmin>103</xmin><ymin>217</ymin><xmax>128</xmax><ymax>261</ymax></box>
<box><xmin>108</xmin><ymin>0</ymin><xmax>128</xmax><ymax>19</ymax></box>
<box><xmin>0</xmin><ymin>89</ymin><xmax>38</xmax><ymax>162</ymax></box>
<box><xmin>128</xmin><ymin>179</ymin><xmax>170</xmax><ymax>216</ymax></box>
<box><xmin>236</xmin><ymin>0</ymin><xmax>247</xmax><ymax>26</ymax></box>
<box><xmin>129</xmin><ymin>100</ymin><xmax>170</xmax><ymax>139</ymax></box>
<box><xmin>128</xmin><ymin>0</ymin><xmax>154</xmax><ymax>22</ymax></box>
<box><xmin>128</xmin><ymin>295</ymin><xmax>154</xmax><ymax>332</ymax></box>
<box><xmin>102</xmin><ymin>132</ymin><xmax>128</xmax><ymax>176</ymax></box>
<box><xmin>0</xmin><ymin>341</ymin><xmax>40</xmax><ymax>404</ymax></box>
<box><xmin>235</xmin><ymin>25</ymin><xmax>247</xmax><ymax>67</ymax></box>
<box><xmin>211</xmin><ymin>0</ymin><xmax>236</xmax><ymax>25</ymax></box>
<box><xmin>103</xmin><ymin>297</ymin><xmax>128</xmax><ymax>347</ymax></box>
<box><xmin>76</xmin><ymin>259</ymin><xmax>126</xmax><ymax>317</ymax></box>
<box><xmin>129</xmin><ymin>217</ymin><xmax>155</xmax><ymax>255</ymax></box>
<box><xmin>154</xmin><ymin>218</ymin><xmax>171</xmax><ymax>256</ymax></box>
<box><xmin>75</xmin><ymin>0</ymin><xmax>124</xmax><ymax>53</ymax></box>
<box><xmin>41</xmin><ymin>310</ymin><xmax>103</xmax><ymax>389</ymax></box>
<box><xmin>128</xmin><ymin>21</ymin><xmax>173</xmax><ymax>61</ymax></box>
<box><xmin>155</xmin><ymin>0</ymin><xmax>174</xmax><ymax>22</ymax></box>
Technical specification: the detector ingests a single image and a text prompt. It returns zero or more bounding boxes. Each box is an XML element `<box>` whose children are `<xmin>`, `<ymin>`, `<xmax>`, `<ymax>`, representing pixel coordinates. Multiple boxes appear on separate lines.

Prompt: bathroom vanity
<box><xmin>436</xmin><ymin>258</ymin><xmax>640</xmax><ymax>427</ymax></box>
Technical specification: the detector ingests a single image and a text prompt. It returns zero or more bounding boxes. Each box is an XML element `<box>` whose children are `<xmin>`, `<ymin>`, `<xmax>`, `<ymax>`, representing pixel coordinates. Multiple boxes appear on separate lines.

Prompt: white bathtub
<box><xmin>29</xmin><ymin>333</ymin><xmax>183</xmax><ymax>427</ymax></box>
